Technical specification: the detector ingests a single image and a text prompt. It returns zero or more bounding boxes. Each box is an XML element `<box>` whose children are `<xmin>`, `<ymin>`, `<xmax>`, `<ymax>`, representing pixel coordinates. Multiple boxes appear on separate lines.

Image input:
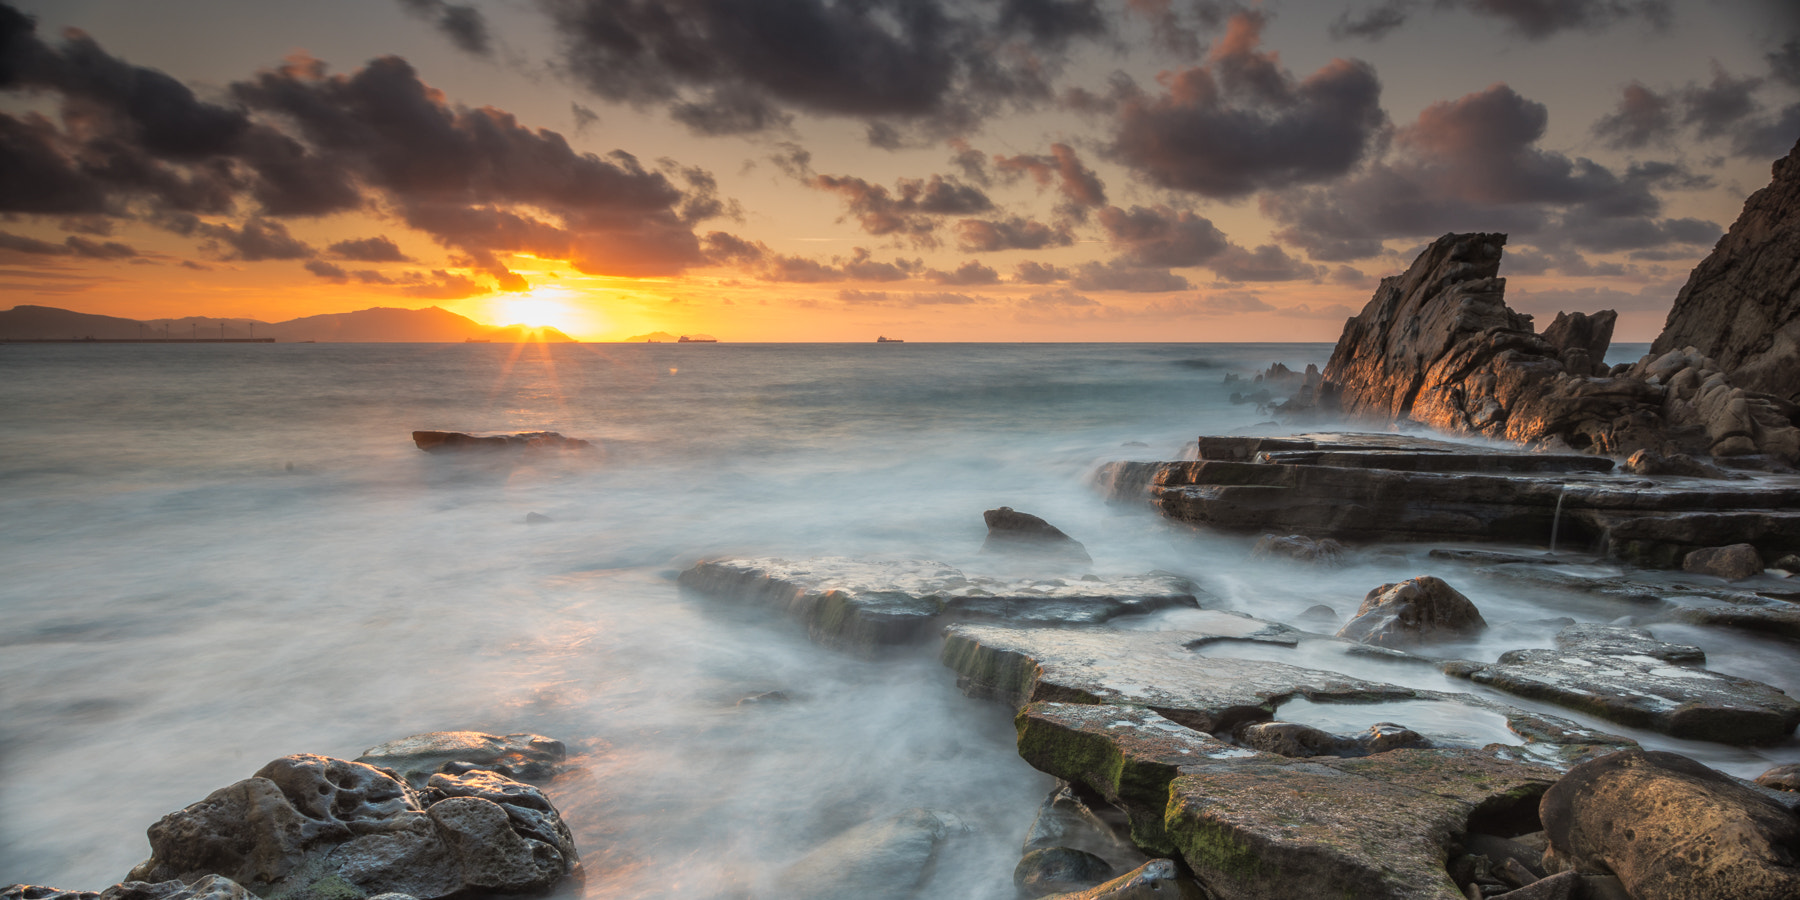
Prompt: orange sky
<box><xmin>3</xmin><ymin>1</ymin><xmax>1797</xmax><ymax>341</ymax></box>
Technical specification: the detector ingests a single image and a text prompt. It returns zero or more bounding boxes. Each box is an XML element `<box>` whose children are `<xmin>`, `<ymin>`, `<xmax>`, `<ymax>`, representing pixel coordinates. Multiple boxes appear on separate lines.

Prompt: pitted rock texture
<box><xmin>3</xmin><ymin>879</ymin><xmax>261</xmax><ymax>900</ymax></box>
<box><xmin>1443</xmin><ymin>624</ymin><xmax>1800</xmax><ymax>744</ymax></box>
<box><xmin>1541</xmin><ymin>750</ymin><xmax>1800</xmax><ymax>900</ymax></box>
<box><xmin>1652</xmin><ymin>138</ymin><xmax>1800</xmax><ymax>405</ymax></box>
<box><xmin>1756</xmin><ymin>763</ymin><xmax>1800</xmax><ymax>792</ymax></box>
<box><xmin>679</xmin><ymin>557</ymin><xmax>1200</xmax><ymax>649</ymax></box>
<box><xmin>357</xmin><ymin>732</ymin><xmax>565</xmax><ymax>788</ymax></box>
<box><xmin>1336</xmin><ymin>576</ymin><xmax>1488</xmax><ymax>649</ymax></box>
<box><xmin>124</xmin><ymin>755</ymin><xmax>578</xmax><ymax>900</ymax></box>
<box><xmin>1165</xmin><ymin>748</ymin><xmax>1558</xmax><ymax>900</ymax></box>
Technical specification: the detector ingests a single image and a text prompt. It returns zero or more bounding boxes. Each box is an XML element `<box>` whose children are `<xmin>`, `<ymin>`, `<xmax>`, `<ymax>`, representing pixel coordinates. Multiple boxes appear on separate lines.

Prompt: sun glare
<box><xmin>495</xmin><ymin>289</ymin><xmax>585</xmax><ymax>334</ymax></box>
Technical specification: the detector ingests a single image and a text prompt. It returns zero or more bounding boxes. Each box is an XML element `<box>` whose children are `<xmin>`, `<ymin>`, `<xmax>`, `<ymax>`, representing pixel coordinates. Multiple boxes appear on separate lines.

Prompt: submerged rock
<box><xmin>125</xmin><ymin>754</ymin><xmax>578</xmax><ymax>900</ymax></box>
<box><xmin>410</xmin><ymin>431</ymin><xmax>591</xmax><ymax>452</ymax></box>
<box><xmin>1014</xmin><ymin>847</ymin><xmax>1115</xmax><ymax>898</ymax></box>
<box><xmin>1443</xmin><ymin>624</ymin><xmax>1800</xmax><ymax>744</ymax></box>
<box><xmin>1041</xmin><ymin>859</ymin><xmax>1204</xmax><ymax>899</ymax></box>
<box><xmin>1540</xmin><ymin>750</ymin><xmax>1800</xmax><ymax>900</ymax></box>
<box><xmin>1021</xmin><ymin>784</ymin><xmax>1143</xmax><ymax>868</ymax></box>
<box><xmin>1249</xmin><ymin>534</ymin><xmax>1345</xmax><ymax>565</ymax></box>
<box><xmin>980</xmin><ymin>507</ymin><xmax>1092</xmax><ymax>564</ymax></box>
<box><xmin>678</xmin><ymin>557</ymin><xmax>1199</xmax><ymax>650</ymax></box>
<box><xmin>1336</xmin><ymin>576</ymin><xmax>1488</xmax><ymax>649</ymax></box>
<box><xmin>769</xmin><ymin>808</ymin><xmax>965</xmax><ymax>900</ymax></box>
<box><xmin>356</xmin><ymin>731</ymin><xmax>566</xmax><ymax>788</ymax></box>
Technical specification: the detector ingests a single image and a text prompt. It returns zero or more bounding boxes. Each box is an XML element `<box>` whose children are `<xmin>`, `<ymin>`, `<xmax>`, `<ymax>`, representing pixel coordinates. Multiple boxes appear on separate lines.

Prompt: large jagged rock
<box><xmin>1336</xmin><ymin>576</ymin><xmax>1487</xmax><ymax>649</ymax></box>
<box><xmin>1540</xmin><ymin>750</ymin><xmax>1800</xmax><ymax>900</ymax></box>
<box><xmin>1443</xmin><ymin>624</ymin><xmax>1800</xmax><ymax>744</ymax></box>
<box><xmin>1312</xmin><ymin>232</ymin><xmax>1799</xmax><ymax>461</ymax></box>
<box><xmin>678</xmin><ymin>557</ymin><xmax>1200</xmax><ymax>650</ymax></box>
<box><xmin>125</xmin><ymin>755</ymin><xmax>579</xmax><ymax>900</ymax></box>
<box><xmin>1652</xmin><ymin>139</ymin><xmax>1800</xmax><ymax>405</ymax></box>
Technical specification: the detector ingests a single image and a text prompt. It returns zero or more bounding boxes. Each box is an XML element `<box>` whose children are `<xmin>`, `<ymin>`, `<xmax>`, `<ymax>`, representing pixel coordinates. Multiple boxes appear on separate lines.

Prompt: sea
<box><xmin>2</xmin><ymin>341</ymin><xmax>1795</xmax><ymax>896</ymax></box>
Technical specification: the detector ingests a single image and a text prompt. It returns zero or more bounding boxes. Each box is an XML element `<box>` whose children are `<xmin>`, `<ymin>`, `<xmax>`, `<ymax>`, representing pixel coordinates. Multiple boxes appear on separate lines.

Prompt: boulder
<box><xmin>1021</xmin><ymin>784</ymin><xmax>1142</xmax><ymax>867</ymax></box>
<box><xmin>410</xmin><ymin>431</ymin><xmax>591</xmax><ymax>452</ymax></box>
<box><xmin>1539</xmin><ymin>750</ymin><xmax>1800</xmax><ymax>900</ymax></box>
<box><xmin>678</xmin><ymin>558</ymin><xmax>1200</xmax><ymax>650</ymax></box>
<box><xmin>1756</xmin><ymin>763</ymin><xmax>1800</xmax><ymax>792</ymax></box>
<box><xmin>1039</xmin><ymin>859</ymin><xmax>1205</xmax><ymax>899</ymax></box>
<box><xmin>356</xmin><ymin>732</ymin><xmax>566</xmax><ymax>788</ymax></box>
<box><xmin>2</xmin><ymin>879</ymin><xmax>261</xmax><ymax>900</ymax></box>
<box><xmin>125</xmin><ymin>755</ymin><xmax>578</xmax><ymax>900</ymax></box>
<box><xmin>1651</xmin><ymin>138</ymin><xmax>1800</xmax><ymax>405</ymax></box>
<box><xmin>1622</xmin><ymin>450</ymin><xmax>1736</xmax><ymax>479</ymax></box>
<box><xmin>1249</xmin><ymin>534</ymin><xmax>1345</xmax><ymax>565</ymax></box>
<box><xmin>1682</xmin><ymin>543</ymin><xmax>1764</xmax><ymax>581</ymax></box>
<box><xmin>1775</xmin><ymin>553</ymin><xmax>1800</xmax><ymax>573</ymax></box>
<box><xmin>980</xmin><ymin>507</ymin><xmax>1092</xmax><ymax>564</ymax></box>
<box><xmin>1443</xmin><ymin>624</ymin><xmax>1800</xmax><ymax>744</ymax></box>
<box><xmin>1014</xmin><ymin>847</ymin><xmax>1114</xmax><ymax>898</ymax></box>
<box><xmin>768</xmin><ymin>809</ymin><xmax>965</xmax><ymax>900</ymax></box>
<box><xmin>3</xmin><ymin>890</ymin><xmax>98</xmax><ymax>900</ymax></box>
<box><xmin>1337</xmin><ymin>576</ymin><xmax>1488</xmax><ymax>649</ymax></box>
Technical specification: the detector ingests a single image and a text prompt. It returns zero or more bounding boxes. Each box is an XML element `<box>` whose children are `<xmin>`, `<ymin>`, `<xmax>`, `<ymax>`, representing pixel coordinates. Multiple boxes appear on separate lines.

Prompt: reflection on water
<box><xmin>1</xmin><ymin>341</ymin><xmax>1794</xmax><ymax>893</ymax></box>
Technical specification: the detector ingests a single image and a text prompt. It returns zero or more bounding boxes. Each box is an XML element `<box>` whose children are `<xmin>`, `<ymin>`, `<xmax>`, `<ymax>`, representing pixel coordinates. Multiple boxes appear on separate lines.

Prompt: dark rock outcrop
<box><xmin>1540</xmin><ymin>750</ymin><xmax>1800</xmax><ymax>900</ymax></box>
<box><xmin>356</xmin><ymin>731</ymin><xmax>566</xmax><ymax>788</ymax></box>
<box><xmin>1443</xmin><ymin>624</ymin><xmax>1800</xmax><ymax>744</ymax></box>
<box><xmin>2</xmin><ymin>879</ymin><xmax>257</xmax><ymax>900</ymax></box>
<box><xmin>124</xmin><ymin>755</ymin><xmax>579</xmax><ymax>900</ymax></box>
<box><xmin>1336</xmin><ymin>576</ymin><xmax>1488</xmax><ymax>649</ymax></box>
<box><xmin>1652</xmin><ymin>139</ymin><xmax>1800</xmax><ymax>405</ymax></box>
<box><xmin>980</xmin><ymin>507</ymin><xmax>1092</xmax><ymax>564</ymax></box>
<box><xmin>411</xmin><ymin>431</ymin><xmax>591</xmax><ymax>452</ymax></box>
<box><xmin>1757</xmin><ymin>763</ymin><xmax>1800</xmax><ymax>792</ymax></box>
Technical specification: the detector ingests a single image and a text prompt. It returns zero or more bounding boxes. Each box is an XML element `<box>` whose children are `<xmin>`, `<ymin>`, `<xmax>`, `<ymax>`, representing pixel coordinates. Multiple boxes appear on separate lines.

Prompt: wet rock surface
<box><xmin>123</xmin><ymin>754</ymin><xmax>578</xmax><ymax>900</ymax></box>
<box><xmin>678</xmin><ymin>557</ymin><xmax>1201</xmax><ymax>649</ymax></box>
<box><xmin>769</xmin><ymin>808</ymin><xmax>965</xmax><ymax>900</ymax></box>
<box><xmin>356</xmin><ymin>732</ymin><xmax>566</xmax><ymax>788</ymax></box>
<box><xmin>410</xmin><ymin>430</ymin><xmax>591</xmax><ymax>452</ymax></box>
<box><xmin>1337</xmin><ymin>576</ymin><xmax>1488</xmax><ymax>649</ymax></box>
<box><xmin>1040</xmin><ymin>859</ymin><xmax>1204</xmax><ymax>899</ymax></box>
<box><xmin>1443</xmin><ymin>624</ymin><xmax>1800</xmax><ymax>744</ymax></box>
<box><xmin>1681</xmin><ymin>542</ymin><xmax>1765</xmax><ymax>581</ymax></box>
<box><xmin>981</xmin><ymin>507</ymin><xmax>1093</xmax><ymax>564</ymax></box>
<box><xmin>1540</xmin><ymin>749</ymin><xmax>1800</xmax><ymax>900</ymax></box>
<box><xmin>1013</xmin><ymin>847</ymin><xmax>1115</xmax><ymax>898</ymax></box>
<box><xmin>1756</xmin><ymin>763</ymin><xmax>1800</xmax><ymax>791</ymax></box>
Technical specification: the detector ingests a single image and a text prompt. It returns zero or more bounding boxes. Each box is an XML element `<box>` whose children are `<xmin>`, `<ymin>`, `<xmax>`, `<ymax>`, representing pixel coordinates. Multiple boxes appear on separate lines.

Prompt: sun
<box><xmin>493</xmin><ymin>288</ymin><xmax>585</xmax><ymax>334</ymax></box>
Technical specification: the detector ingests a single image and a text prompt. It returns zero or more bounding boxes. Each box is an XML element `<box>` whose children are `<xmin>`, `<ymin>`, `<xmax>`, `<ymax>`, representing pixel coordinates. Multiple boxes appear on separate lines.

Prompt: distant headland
<box><xmin>0</xmin><ymin>304</ymin><xmax>576</xmax><ymax>343</ymax></box>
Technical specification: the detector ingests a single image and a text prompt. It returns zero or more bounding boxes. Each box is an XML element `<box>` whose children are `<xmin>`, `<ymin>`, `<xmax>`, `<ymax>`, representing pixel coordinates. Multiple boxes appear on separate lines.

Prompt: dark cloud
<box><xmin>994</xmin><ymin>142</ymin><xmax>1106</xmax><ymax>215</ymax></box>
<box><xmin>1106</xmin><ymin>12</ymin><xmax>1387</xmax><ymax>199</ymax></box>
<box><xmin>1680</xmin><ymin>66</ymin><xmax>1762</xmax><ymax>133</ymax></box>
<box><xmin>948</xmin><ymin>139</ymin><xmax>991</xmax><ymax>185</ymax></box>
<box><xmin>1592</xmin><ymin>82</ymin><xmax>1675</xmax><ymax>150</ymax></box>
<box><xmin>571</xmin><ymin>102</ymin><xmax>599</xmax><ymax>134</ymax></box>
<box><xmin>1188</xmin><ymin>292</ymin><xmax>1272</xmax><ymax>314</ymax></box>
<box><xmin>198</xmin><ymin>217</ymin><xmax>313</xmax><ymax>261</ymax></box>
<box><xmin>305</xmin><ymin>259</ymin><xmax>350</xmax><ymax>282</ymax></box>
<box><xmin>956</xmin><ymin>216</ymin><xmax>1072</xmax><ymax>252</ymax></box>
<box><xmin>1012</xmin><ymin>260</ymin><xmax>1070</xmax><ymax>283</ymax></box>
<box><xmin>0</xmin><ymin>230</ymin><xmax>136</xmax><ymax>258</ymax></box>
<box><xmin>1097</xmin><ymin>204</ymin><xmax>1229</xmax><ymax>267</ymax></box>
<box><xmin>1771</xmin><ymin>39</ymin><xmax>1800</xmax><ymax>88</ymax></box>
<box><xmin>926</xmin><ymin>260</ymin><xmax>1000</xmax><ymax>285</ymax></box>
<box><xmin>1120</xmin><ymin>0</ymin><xmax>1244</xmax><ymax>57</ymax></box>
<box><xmin>329</xmin><ymin>235</ymin><xmax>410</xmax><ymax>262</ymax></box>
<box><xmin>1329</xmin><ymin>264</ymin><xmax>1368</xmax><ymax>285</ymax></box>
<box><xmin>1329</xmin><ymin>1</ymin><xmax>1413</xmax><ymax>40</ymax></box>
<box><xmin>540</xmin><ymin>0</ymin><xmax>1105</xmax><ymax>136</ymax></box>
<box><xmin>841</xmin><ymin>247</ymin><xmax>919</xmax><ymax>282</ymax></box>
<box><xmin>353</xmin><ymin>269</ymin><xmax>396</xmax><ymax>284</ymax></box>
<box><xmin>836</xmin><ymin>288</ymin><xmax>988</xmax><ymax>306</ymax></box>
<box><xmin>811</xmin><ymin>173</ymin><xmax>992</xmax><ymax>243</ymax></box>
<box><xmin>1330</xmin><ymin>1</ymin><xmax>1670</xmax><ymax>42</ymax></box>
<box><xmin>1207</xmin><ymin>244</ymin><xmax>1322</xmax><ymax>281</ymax></box>
<box><xmin>403</xmin><ymin>268</ymin><xmax>490</xmax><ymax>298</ymax></box>
<box><xmin>1592</xmin><ymin>63</ymin><xmax>1798</xmax><ymax>160</ymax></box>
<box><xmin>759</xmin><ymin>254</ymin><xmax>846</xmax><ymax>283</ymax></box>
<box><xmin>397</xmin><ymin>0</ymin><xmax>493</xmax><ymax>56</ymax></box>
<box><xmin>1071</xmin><ymin>259</ymin><xmax>1190</xmax><ymax>292</ymax></box>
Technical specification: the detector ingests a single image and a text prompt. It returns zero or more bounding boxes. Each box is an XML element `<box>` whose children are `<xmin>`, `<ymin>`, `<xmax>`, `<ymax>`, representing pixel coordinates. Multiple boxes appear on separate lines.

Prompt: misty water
<box><xmin>2</xmin><ymin>341</ymin><xmax>1795</xmax><ymax>896</ymax></box>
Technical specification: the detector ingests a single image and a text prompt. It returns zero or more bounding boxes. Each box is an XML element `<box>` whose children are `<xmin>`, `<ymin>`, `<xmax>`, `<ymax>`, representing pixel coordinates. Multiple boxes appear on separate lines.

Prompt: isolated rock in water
<box><xmin>1336</xmin><ymin>576</ymin><xmax>1487</xmax><ymax>649</ymax></box>
<box><xmin>1021</xmin><ymin>784</ymin><xmax>1143</xmax><ymax>867</ymax></box>
<box><xmin>1249</xmin><ymin>534</ymin><xmax>1344</xmax><ymax>565</ymax></box>
<box><xmin>770</xmin><ymin>809</ymin><xmax>964</xmax><ymax>900</ymax></box>
<box><xmin>523</xmin><ymin>512</ymin><xmax>551</xmax><ymax>525</ymax></box>
<box><xmin>678</xmin><ymin>557</ymin><xmax>1197</xmax><ymax>649</ymax></box>
<box><xmin>1041</xmin><ymin>859</ymin><xmax>1205</xmax><ymax>900</ymax></box>
<box><xmin>1013</xmin><ymin>847</ymin><xmax>1114</xmax><ymax>898</ymax></box>
<box><xmin>1682</xmin><ymin>543</ymin><xmax>1765</xmax><ymax>581</ymax></box>
<box><xmin>1756</xmin><ymin>763</ymin><xmax>1800</xmax><ymax>791</ymax></box>
<box><xmin>1652</xmin><ymin>138</ymin><xmax>1800</xmax><ymax>405</ymax></box>
<box><xmin>980</xmin><ymin>507</ymin><xmax>1092</xmax><ymax>563</ymax></box>
<box><xmin>1443</xmin><ymin>624</ymin><xmax>1800</xmax><ymax>744</ymax></box>
<box><xmin>126</xmin><ymin>754</ymin><xmax>578</xmax><ymax>900</ymax></box>
<box><xmin>411</xmin><ymin>431</ymin><xmax>591</xmax><ymax>452</ymax></box>
<box><xmin>1540</xmin><ymin>750</ymin><xmax>1800</xmax><ymax>900</ymax></box>
<box><xmin>1670</xmin><ymin>603</ymin><xmax>1800</xmax><ymax>640</ymax></box>
<box><xmin>357</xmin><ymin>731</ymin><xmax>566</xmax><ymax>788</ymax></box>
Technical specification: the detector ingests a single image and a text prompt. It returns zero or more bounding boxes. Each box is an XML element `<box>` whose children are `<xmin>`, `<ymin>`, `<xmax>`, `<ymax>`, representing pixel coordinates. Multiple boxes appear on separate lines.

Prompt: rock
<box><xmin>1651</xmin><ymin>139</ymin><xmax>1800</xmax><ymax>405</ymax></box>
<box><xmin>1442</xmin><ymin>624</ymin><xmax>1800</xmax><ymax>744</ymax></box>
<box><xmin>1296</xmin><ymin>604</ymin><xmax>1339</xmax><ymax>628</ymax></box>
<box><xmin>1540</xmin><ymin>311</ymin><xmax>1616</xmax><ymax>374</ymax></box>
<box><xmin>1623</xmin><ymin>450</ymin><xmax>1736</xmax><ymax>479</ymax></box>
<box><xmin>1165</xmin><ymin>748</ymin><xmax>1558</xmax><ymax>900</ymax></box>
<box><xmin>3</xmin><ymin>889</ymin><xmax>100</xmax><ymax>900</ymax></box>
<box><xmin>357</xmin><ymin>732</ymin><xmax>566</xmax><ymax>788</ymax></box>
<box><xmin>1669</xmin><ymin>603</ymin><xmax>1800</xmax><ymax>640</ymax></box>
<box><xmin>3</xmin><ymin>881</ymin><xmax>267</xmax><ymax>900</ymax></box>
<box><xmin>1487</xmin><ymin>871</ymin><xmax>1578</xmax><ymax>899</ymax></box>
<box><xmin>1682</xmin><ymin>543</ymin><xmax>1764</xmax><ymax>581</ymax></box>
<box><xmin>125</xmin><ymin>755</ymin><xmax>579</xmax><ymax>900</ymax></box>
<box><xmin>1015</xmin><ymin>847</ymin><xmax>1114</xmax><ymax>898</ymax></box>
<box><xmin>523</xmin><ymin>512</ymin><xmax>551</xmax><ymax>525</ymax></box>
<box><xmin>678</xmin><ymin>558</ymin><xmax>1200</xmax><ymax>650</ymax></box>
<box><xmin>1041</xmin><ymin>859</ymin><xmax>1205</xmax><ymax>899</ymax></box>
<box><xmin>1022</xmin><ymin>784</ymin><xmax>1142</xmax><ymax>865</ymax></box>
<box><xmin>410</xmin><ymin>431</ymin><xmax>591</xmax><ymax>452</ymax></box>
<box><xmin>981</xmin><ymin>507</ymin><xmax>1092</xmax><ymax>564</ymax></box>
<box><xmin>1540</xmin><ymin>749</ymin><xmax>1800</xmax><ymax>900</ymax></box>
<box><xmin>1249</xmin><ymin>534</ymin><xmax>1345</xmax><ymax>565</ymax></box>
<box><xmin>769</xmin><ymin>808</ymin><xmax>964</xmax><ymax>900</ymax></box>
<box><xmin>1337</xmin><ymin>576</ymin><xmax>1488</xmax><ymax>649</ymax></box>
<box><xmin>1775</xmin><ymin>553</ymin><xmax>1800</xmax><ymax>573</ymax></box>
<box><xmin>1756</xmin><ymin>763</ymin><xmax>1800</xmax><ymax>792</ymax></box>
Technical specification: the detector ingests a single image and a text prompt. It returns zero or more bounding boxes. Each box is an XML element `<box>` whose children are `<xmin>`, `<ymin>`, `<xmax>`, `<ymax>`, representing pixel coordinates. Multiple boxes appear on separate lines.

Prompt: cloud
<box><xmin>1207</xmin><ymin>244</ymin><xmax>1323</xmax><ymax>281</ymax></box>
<box><xmin>403</xmin><ymin>268</ymin><xmax>490</xmax><ymax>298</ymax></box>
<box><xmin>836</xmin><ymin>288</ymin><xmax>988</xmax><ymax>306</ymax></box>
<box><xmin>1277</xmin><ymin>301</ymin><xmax>1356</xmax><ymax>318</ymax></box>
<box><xmin>926</xmin><ymin>260</ymin><xmax>1000</xmax><ymax>285</ymax></box>
<box><xmin>305</xmin><ymin>259</ymin><xmax>350</xmax><ymax>282</ymax></box>
<box><xmin>198</xmin><ymin>217</ymin><xmax>314</xmax><ymax>261</ymax></box>
<box><xmin>1072</xmin><ymin>259</ymin><xmax>1190</xmax><ymax>292</ymax></box>
<box><xmin>396</xmin><ymin>0</ymin><xmax>493</xmax><ymax>56</ymax></box>
<box><xmin>0</xmin><ymin>230</ymin><xmax>136</xmax><ymax>258</ymax></box>
<box><xmin>994</xmin><ymin>142</ymin><xmax>1107</xmax><ymax>215</ymax></box>
<box><xmin>812</xmin><ymin>172</ymin><xmax>992</xmax><ymax>243</ymax></box>
<box><xmin>1592</xmin><ymin>61</ymin><xmax>1800</xmax><ymax>158</ymax></box>
<box><xmin>1106</xmin><ymin>11</ymin><xmax>1387</xmax><ymax>199</ymax></box>
<box><xmin>841</xmin><ymin>247</ymin><xmax>919</xmax><ymax>281</ymax></box>
<box><xmin>328</xmin><ymin>235</ymin><xmax>410</xmax><ymax>262</ymax></box>
<box><xmin>956</xmin><ymin>216</ymin><xmax>1073</xmax><ymax>252</ymax></box>
<box><xmin>1098</xmin><ymin>204</ymin><xmax>1229</xmax><ymax>267</ymax></box>
<box><xmin>1012</xmin><ymin>260</ymin><xmax>1070</xmax><ymax>283</ymax></box>
<box><xmin>1592</xmin><ymin>82</ymin><xmax>1675</xmax><ymax>150</ymax></box>
<box><xmin>539</xmin><ymin>0</ymin><xmax>1108</xmax><ymax>136</ymax></box>
<box><xmin>1329</xmin><ymin>1</ymin><xmax>1413</xmax><ymax>40</ymax></box>
<box><xmin>1329</xmin><ymin>1</ymin><xmax>1671</xmax><ymax>42</ymax></box>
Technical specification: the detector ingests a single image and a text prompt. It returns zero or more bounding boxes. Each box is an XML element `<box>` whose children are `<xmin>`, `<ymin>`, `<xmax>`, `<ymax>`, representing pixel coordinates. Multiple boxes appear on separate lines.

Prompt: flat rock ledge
<box><xmin>1443</xmin><ymin>623</ymin><xmax>1800</xmax><ymax>744</ymax></box>
<box><xmin>1097</xmin><ymin>433</ymin><xmax>1800</xmax><ymax>567</ymax></box>
<box><xmin>677</xmin><ymin>557</ymin><xmax>1200</xmax><ymax>650</ymax></box>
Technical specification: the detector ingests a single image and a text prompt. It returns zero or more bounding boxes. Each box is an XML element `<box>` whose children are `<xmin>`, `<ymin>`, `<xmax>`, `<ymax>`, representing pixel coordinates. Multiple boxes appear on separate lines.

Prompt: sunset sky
<box><xmin>3</xmin><ymin>0</ymin><xmax>1797</xmax><ymax>341</ymax></box>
